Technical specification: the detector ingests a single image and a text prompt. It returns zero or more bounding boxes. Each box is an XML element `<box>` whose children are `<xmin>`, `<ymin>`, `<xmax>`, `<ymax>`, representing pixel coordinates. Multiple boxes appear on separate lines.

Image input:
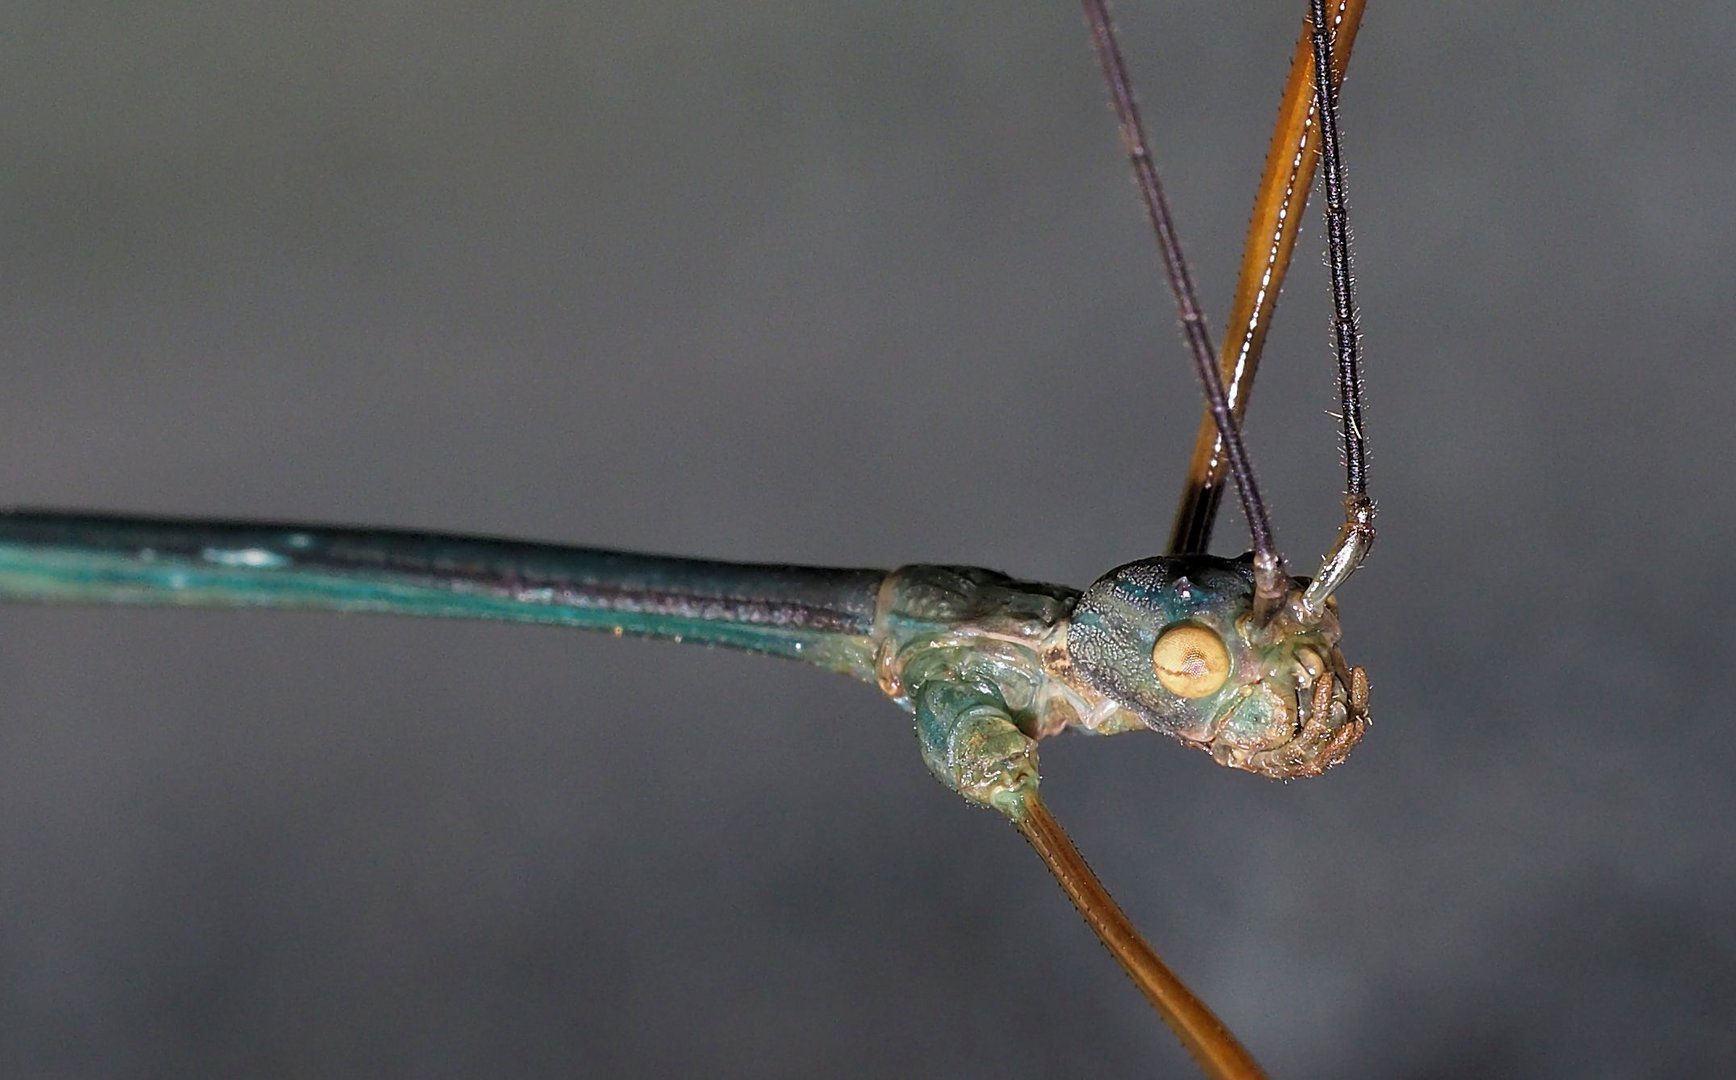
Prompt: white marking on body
<box><xmin>199</xmin><ymin>547</ymin><xmax>288</xmax><ymax>569</ymax></box>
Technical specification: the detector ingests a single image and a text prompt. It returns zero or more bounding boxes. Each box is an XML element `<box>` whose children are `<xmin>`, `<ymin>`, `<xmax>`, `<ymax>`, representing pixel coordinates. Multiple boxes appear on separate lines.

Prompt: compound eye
<box><xmin>1151</xmin><ymin>623</ymin><xmax>1230</xmax><ymax>699</ymax></box>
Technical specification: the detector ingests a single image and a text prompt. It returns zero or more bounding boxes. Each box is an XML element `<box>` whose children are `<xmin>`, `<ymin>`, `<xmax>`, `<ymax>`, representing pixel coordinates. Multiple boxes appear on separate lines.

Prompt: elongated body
<box><xmin>0</xmin><ymin>508</ymin><xmax>1369</xmax><ymax>1078</ymax></box>
<box><xmin>0</xmin><ymin>512</ymin><xmax>1366</xmax><ymax>807</ymax></box>
<box><xmin>0</xmin><ymin>513</ymin><xmax>887</xmax><ymax>675</ymax></box>
<box><xmin>5</xmin><ymin>4</ymin><xmax>1386</xmax><ymax>1074</ymax></box>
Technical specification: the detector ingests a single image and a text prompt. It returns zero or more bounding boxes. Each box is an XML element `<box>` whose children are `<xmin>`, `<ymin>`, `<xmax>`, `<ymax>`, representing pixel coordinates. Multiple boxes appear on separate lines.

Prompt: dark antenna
<box><xmin>1279</xmin><ymin>0</ymin><xmax>1376</xmax><ymax>621</ymax></box>
<box><xmin>1308</xmin><ymin>0</ymin><xmax>1372</xmax><ymax>521</ymax></box>
<box><xmin>1078</xmin><ymin>0</ymin><xmax>1281</xmax><ymax>581</ymax></box>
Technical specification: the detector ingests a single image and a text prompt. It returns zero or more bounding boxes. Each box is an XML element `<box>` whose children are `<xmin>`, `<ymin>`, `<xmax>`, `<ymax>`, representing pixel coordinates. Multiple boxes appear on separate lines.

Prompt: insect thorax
<box><xmin>870</xmin><ymin>564</ymin><xmax>1147</xmax><ymax>740</ymax></box>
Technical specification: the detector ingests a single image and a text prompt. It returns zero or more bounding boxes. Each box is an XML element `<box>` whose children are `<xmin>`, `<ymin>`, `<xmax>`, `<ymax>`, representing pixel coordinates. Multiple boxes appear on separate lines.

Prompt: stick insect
<box><xmin>3</xmin><ymin>2</ymin><xmax>1375</xmax><ymax>1075</ymax></box>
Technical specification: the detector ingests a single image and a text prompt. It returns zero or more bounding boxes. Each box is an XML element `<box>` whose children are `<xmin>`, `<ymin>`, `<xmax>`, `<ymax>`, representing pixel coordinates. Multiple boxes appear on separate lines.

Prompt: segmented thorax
<box><xmin>871</xmin><ymin>556</ymin><xmax>1368</xmax><ymax>778</ymax></box>
<box><xmin>871</xmin><ymin>565</ymin><xmax>1121</xmax><ymax>740</ymax></box>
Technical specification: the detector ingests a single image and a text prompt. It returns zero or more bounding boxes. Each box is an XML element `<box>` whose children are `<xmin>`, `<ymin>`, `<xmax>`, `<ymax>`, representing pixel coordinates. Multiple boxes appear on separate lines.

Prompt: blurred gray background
<box><xmin>4</xmin><ymin>2</ymin><xmax>1733</xmax><ymax>1076</ymax></box>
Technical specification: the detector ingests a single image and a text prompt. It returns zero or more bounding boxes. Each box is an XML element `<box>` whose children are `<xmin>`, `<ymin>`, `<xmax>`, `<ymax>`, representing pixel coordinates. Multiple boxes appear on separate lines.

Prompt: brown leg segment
<box><xmin>1167</xmin><ymin>1</ymin><xmax>1368</xmax><ymax>557</ymax></box>
<box><xmin>1012</xmin><ymin>796</ymin><xmax>1267</xmax><ymax>1080</ymax></box>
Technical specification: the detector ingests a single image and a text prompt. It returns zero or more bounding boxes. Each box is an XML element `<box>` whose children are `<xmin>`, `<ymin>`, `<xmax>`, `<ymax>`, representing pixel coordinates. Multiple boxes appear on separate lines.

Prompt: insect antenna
<box><xmin>1298</xmin><ymin>0</ymin><xmax>1376</xmax><ymax>616</ymax></box>
<box><xmin>1077</xmin><ymin>0</ymin><xmax>1286</xmax><ymax>608</ymax></box>
<box><xmin>1006</xmin><ymin>8</ymin><xmax>1298</xmax><ymax>1077</ymax></box>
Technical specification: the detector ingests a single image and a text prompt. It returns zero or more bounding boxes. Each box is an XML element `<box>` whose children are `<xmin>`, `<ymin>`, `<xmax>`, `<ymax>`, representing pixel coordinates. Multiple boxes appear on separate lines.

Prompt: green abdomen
<box><xmin>0</xmin><ymin>512</ymin><xmax>886</xmax><ymax>677</ymax></box>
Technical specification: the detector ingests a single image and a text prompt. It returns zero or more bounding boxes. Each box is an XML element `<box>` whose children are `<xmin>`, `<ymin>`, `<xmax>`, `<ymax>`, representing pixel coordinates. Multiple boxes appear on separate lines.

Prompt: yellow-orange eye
<box><xmin>1151</xmin><ymin>623</ymin><xmax>1230</xmax><ymax>698</ymax></box>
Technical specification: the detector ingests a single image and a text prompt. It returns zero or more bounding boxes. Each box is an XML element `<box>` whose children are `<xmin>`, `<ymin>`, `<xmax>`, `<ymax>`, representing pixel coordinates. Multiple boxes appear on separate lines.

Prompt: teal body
<box><xmin>0</xmin><ymin>512</ymin><xmax>884</xmax><ymax>677</ymax></box>
<box><xmin>0</xmin><ymin>510</ymin><xmax>1366</xmax><ymax>815</ymax></box>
